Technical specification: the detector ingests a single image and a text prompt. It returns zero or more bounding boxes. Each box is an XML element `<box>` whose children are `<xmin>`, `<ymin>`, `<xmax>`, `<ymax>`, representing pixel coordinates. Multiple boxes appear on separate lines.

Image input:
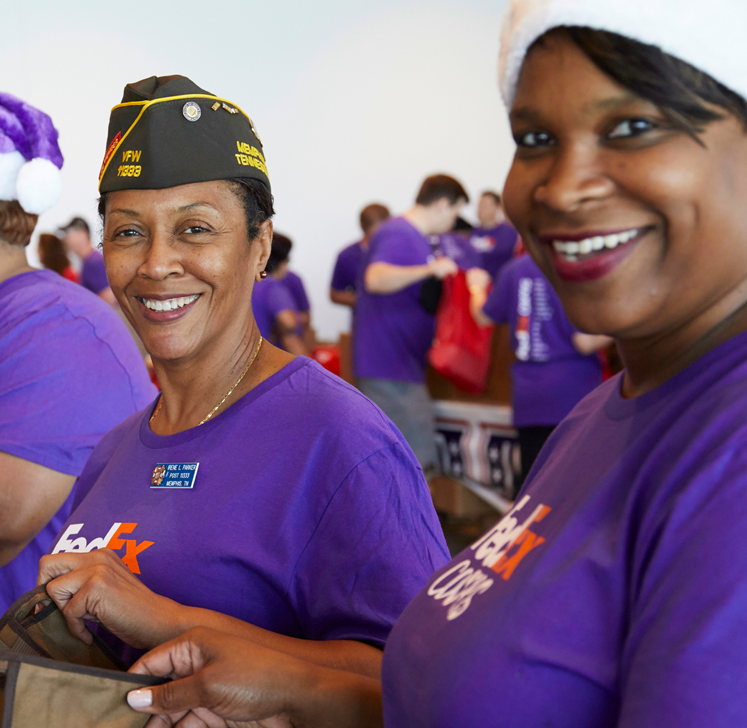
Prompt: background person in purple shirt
<box><xmin>60</xmin><ymin>216</ymin><xmax>117</xmax><ymax>306</ymax></box>
<box><xmin>330</xmin><ymin>202</ymin><xmax>391</xmax><ymax>311</ymax></box>
<box><xmin>251</xmin><ymin>233</ymin><xmax>307</xmax><ymax>354</ymax></box>
<box><xmin>122</xmin><ymin>3</ymin><xmax>747</xmax><ymax>727</ymax></box>
<box><xmin>354</xmin><ymin>175</ymin><xmax>466</xmax><ymax>473</ymax></box>
<box><xmin>435</xmin><ymin>216</ymin><xmax>482</xmax><ymax>271</ymax></box>
<box><xmin>469</xmin><ymin>190</ymin><xmax>519</xmax><ymax>277</ymax></box>
<box><xmin>0</xmin><ymin>92</ymin><xmax>155</xmax><ymax>612</ymax></box>
<box><xmin>266</xmin><ymin>232</ymin><xmax>312</xmax><ymax>339</ymax></box>
<box><xmin>469</xmin><ymin>255</ymin><xmax>610</xmax><ymax>482</ymax></box>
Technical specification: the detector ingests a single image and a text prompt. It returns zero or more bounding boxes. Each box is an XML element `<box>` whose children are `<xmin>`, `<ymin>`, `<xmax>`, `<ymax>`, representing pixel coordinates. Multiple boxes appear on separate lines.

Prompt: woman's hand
<box><xmin>428</xmin><ymin>256</ymin><xmax>459</xmax><ymax>280</ymax></box>
<box><xmin>465</xmin><ymin>267</ymin><xmax>492</xmax><ymax>291</ymax></box>
<box><xmin>127</xmin><ymin>628</ymin><xmax>384</xmax><ymax>728</ymax></box>
<box><xmin>37</xmin><ymin>549</ymin><xmax>183</xmax><ymax>649</ymax></box>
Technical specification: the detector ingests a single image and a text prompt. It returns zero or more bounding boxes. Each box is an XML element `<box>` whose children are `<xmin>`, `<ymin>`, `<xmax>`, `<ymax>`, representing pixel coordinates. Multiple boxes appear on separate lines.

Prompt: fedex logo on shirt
<box><xmin>53</xmin><ymin>523</ymin><xmax>154</xmax><ymax>575</ymax></box>
<box><xmin>427</xmin><ymin>496</ymin><xmax>551</xmax><ymax>620</ymax></box>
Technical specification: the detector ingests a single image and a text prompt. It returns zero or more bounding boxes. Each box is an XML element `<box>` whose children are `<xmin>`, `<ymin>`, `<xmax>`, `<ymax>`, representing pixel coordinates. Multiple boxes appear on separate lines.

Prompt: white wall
<box><xmin>1</xmin><ymin>0</ymin><xmax>514</xmax><ymax>340</ymax></box>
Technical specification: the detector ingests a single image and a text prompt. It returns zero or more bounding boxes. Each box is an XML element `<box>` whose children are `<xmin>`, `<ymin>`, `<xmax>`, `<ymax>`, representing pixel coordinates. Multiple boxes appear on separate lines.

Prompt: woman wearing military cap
<box><xmin>37</xmin><ymin>75</ymin><xmax>449</xmax><ymax>677</ymax></box>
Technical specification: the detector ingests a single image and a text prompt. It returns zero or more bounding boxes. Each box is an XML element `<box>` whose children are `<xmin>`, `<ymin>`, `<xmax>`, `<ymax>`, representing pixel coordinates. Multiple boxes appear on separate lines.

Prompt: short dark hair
<box><xmin>415</xmin><ymin>174</ymin><xmax>469</xmax><ymax>206</ymax></box>
<box><xmin>558</xmin><ymin>27</ymin><xmax>747</xmax><ymax>137</ymax></box>
<box><xmin>266</xmin><ymin>232</ymin><xmax>292</xmax><ymax>274</ymax></box>
<box><xmin>481</xmin><ymin>191</ymin><xmax>501</xmax><ymax>206</ymax></box>
<box><xmin>226</xmin><ymin>178</ymin><xmax>275</xmax><ymax>243</ymax></box>
<box><xmin>0</xmin><ymin>201</ymin><xmax>37</xmax><ymax>247</ymax></box>
<box><xmin>97</xmin><ymin>178</ymin><xmax>275</xmax><ymax>244</ymax></box>
<box><xmin>359</xmin><ymin>203</ymin><xmax>390</xmax><ymax>235</ymax></box>
<box><xmin>38</xmin><ymin>233</ymin><xmax>72</xmax><ymax>274</ymax></box>
<box><xmin>61</xmin><ymin>216</ymin><xmax>90</xmax><ymax>235</ymax></box>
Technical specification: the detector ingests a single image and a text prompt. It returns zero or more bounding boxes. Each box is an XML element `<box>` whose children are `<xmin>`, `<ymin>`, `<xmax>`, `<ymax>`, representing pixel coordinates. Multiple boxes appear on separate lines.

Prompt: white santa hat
<box><xmin>498</xmin><ymin>0</ymin><xmax>747</xmax><ymax>108</ymax></box>
<box><xmin>0</xmin><ymin>92</ymin><xmax>63</xmax><ymax>215</ymax></box>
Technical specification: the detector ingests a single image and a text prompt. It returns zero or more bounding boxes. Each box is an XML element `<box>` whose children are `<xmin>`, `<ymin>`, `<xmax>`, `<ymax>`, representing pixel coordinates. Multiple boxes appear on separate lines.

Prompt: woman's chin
<box><xmin>140</xmin><ymin>339</ymin><xmax>197</xmax><ymax>365</ymax></box>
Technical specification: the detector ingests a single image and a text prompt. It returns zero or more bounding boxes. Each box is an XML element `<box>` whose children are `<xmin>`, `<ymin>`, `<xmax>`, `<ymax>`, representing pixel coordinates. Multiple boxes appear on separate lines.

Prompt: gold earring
<box><xmin>259</xmin><ymin>270</ymin><xmax>267</xmax><ymax>279</ymax></box>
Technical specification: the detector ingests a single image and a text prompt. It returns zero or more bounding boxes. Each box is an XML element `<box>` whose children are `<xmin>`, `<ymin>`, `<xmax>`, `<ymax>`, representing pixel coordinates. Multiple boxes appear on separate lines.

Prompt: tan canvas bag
<box><xmin>0</xmin><ymin>586</ymin><xmax>166</xmax><ymax>727</ymax></box>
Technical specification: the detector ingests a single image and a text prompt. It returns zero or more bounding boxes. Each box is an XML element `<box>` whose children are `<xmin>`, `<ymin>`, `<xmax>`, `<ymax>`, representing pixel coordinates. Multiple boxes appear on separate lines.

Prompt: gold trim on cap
<box><xmin>98</xmin><ymin>94</ymin><xmax>258</xmax><ymax>189</ymax></box>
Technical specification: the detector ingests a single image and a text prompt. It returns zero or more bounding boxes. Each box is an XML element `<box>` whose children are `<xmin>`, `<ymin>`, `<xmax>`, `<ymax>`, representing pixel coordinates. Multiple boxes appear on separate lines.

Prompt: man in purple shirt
<box><xmin>330</xmin><ymin>203</ymin><xmax>391</xmax><ymax>312</ymax></box>
<box><xmin>354</xmin><ymin>175</ymin><xmax>467</xmax><ymax>474</ymax></box>
<box><xmin>470</xmin><ymin>190</ymin><xmax>519</xmax><ymax>278</ymax></box>
<box><xmin>61</xmin><ymin>216</ymin><xmax>117</xmax><ymax>306</ymax></box>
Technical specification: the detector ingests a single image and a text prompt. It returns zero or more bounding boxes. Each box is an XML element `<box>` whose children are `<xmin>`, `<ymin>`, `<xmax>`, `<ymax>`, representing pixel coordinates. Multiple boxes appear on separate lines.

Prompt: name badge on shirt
<box><xmin>150</xmin><ymin>463</ymin><xmax>199</xmax><ymax>489</ymax></box>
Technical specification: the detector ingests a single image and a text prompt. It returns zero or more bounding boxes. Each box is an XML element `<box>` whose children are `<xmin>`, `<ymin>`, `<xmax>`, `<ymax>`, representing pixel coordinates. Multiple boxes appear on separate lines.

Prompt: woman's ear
<box><xmin>254</xmin><ymin>219</ymin><xmax>273</xmax><ymax>282</ymax></box>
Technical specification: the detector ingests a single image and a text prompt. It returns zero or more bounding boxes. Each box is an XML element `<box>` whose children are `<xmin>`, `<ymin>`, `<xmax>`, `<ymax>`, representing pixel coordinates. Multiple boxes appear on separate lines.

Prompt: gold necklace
<box><xmin>150</xmin><ymin>336</ymin><xmax>263</xmax><ymax>427</ymax></box>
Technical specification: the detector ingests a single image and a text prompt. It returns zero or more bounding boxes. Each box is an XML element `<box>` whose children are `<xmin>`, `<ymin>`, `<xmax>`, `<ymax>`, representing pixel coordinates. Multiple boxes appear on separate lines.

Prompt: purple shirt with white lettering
<box><xmin>80</xmin><ymin>249</ymin><xmax>110</xmax><ymax>295</ymax></box>
<box><xmin>483</xmin><ymin>255</ymin><xmax>601</xmax><ymax>427</ymax></box>
<box><xmin>436</xmin><ymin>233</ymin><xmax>481</xmax><ymax>270</ymax></box>
<box><xmin>0</xmin><ymin>270</ymin><xmax>155</xmax><ymax>611</ymax></box>
<box><xmin>50</xmin><ymin>358</ymin><xmax>449</xmax><ymax>664</ymax></box>
<box><xmin>383</xmin><ymin>328</ymin><xmax>747</xmax><ymax>727</ymax></box>
<box><xmin>354</xmin><ymin>217</ymin><xmax>435</xmax><ymax>383</ymax></box>
<box><xmin>282</xmin><ymin>270</ymin><xmax>310</xmax><ymax>312</ymax></box>
<box><xmin>331</xmin><ymin>241</ymin><xmax>365</xmax><ymax>293</ymax></box>
<box><xmin>470</xmin><ymin>222</ymin><xmax>518</xmax><ymax>278</ymax></box>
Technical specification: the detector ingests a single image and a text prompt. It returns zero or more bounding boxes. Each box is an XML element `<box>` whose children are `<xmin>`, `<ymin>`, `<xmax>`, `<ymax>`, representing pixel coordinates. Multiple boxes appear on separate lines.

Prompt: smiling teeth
<box><xmin>552</xmin><ymin>229</ymin><xmax>638</xmax><ymax>256</ymax></box>
<box><xmin>142</xmin><ymin>294</ymin><xmax>200</xmax><ymax>312</ymax></box>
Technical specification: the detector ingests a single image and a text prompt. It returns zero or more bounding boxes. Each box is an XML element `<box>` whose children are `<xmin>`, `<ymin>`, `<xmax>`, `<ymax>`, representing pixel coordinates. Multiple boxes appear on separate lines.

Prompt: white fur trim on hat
<box><xmin>499</xmin><ymin>0</ymin><xmax>747</xmax><ymax>108</ymax></box>
<box><xmin>0</xmin><ymin>151</ymin><xmax>26</xmax><ymax>202</ymax></box>
<box><xmin>15</xmin><ymin>158</ymin><xmax>63</xmax><ymax>215</ymax></box>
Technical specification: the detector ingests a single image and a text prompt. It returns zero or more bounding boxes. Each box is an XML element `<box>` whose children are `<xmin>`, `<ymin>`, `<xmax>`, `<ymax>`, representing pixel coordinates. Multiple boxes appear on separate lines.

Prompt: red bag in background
<box><xmin>428</xmin><ymin>270</ymin><xmax>494</xmax><ymax>395</ymax></box>
<box><xmin>311</xmin><ymin>345</ymin><xmax>341</xmax><ymax>376</ymax></box>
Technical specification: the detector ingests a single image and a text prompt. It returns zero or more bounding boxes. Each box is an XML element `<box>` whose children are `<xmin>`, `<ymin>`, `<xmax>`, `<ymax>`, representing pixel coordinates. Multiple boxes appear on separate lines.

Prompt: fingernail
<box><xmin>127</xmin><ymin>689</ymin><xmax>153</xmax><ymax>709</ymax></box>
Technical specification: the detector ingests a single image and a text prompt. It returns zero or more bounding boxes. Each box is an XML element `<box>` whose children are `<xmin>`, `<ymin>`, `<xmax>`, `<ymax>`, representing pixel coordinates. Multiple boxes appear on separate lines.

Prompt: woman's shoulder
<box><xmin>248</xmin><ymin>358</ymin><xmax>407</xmax><ymax>453</ymax></box>
<box><xmin>71</xmin><ymin>405</ymin><xmax>152</xmax><ymax>507</ymax></box>
<box><xmin>87</xmin><ymin>405</ymin><xmax>151</xmax><ymax>463</ymax></box>
<box><xmin>1</xmin><ymin>269</ymin><xmax>131</xmax><ymax>351</ymax></box>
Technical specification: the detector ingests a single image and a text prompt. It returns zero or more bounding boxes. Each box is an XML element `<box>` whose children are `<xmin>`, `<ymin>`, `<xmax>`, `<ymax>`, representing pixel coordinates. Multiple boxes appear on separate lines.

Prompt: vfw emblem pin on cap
<box><xmin>151</xmin><ymin>463</ymin><xmax>199</xmax><ymax>489</ymax></box>
<box><xmin>182</xmin><ymin>102</ymin><xmax>201</xmax><ymax>122</ymax></box>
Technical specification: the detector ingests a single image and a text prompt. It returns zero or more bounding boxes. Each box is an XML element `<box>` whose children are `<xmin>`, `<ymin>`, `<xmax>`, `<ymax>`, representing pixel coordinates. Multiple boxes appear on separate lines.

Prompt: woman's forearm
<box><xmin>296</xmin><ymin>664</ymin><xmax>384</xmax><ymax>728</ymax></box>
<box><xmin>174</xmin><ymin>604</ymin><xmax>383</xmax><ymax>678</ymax></box>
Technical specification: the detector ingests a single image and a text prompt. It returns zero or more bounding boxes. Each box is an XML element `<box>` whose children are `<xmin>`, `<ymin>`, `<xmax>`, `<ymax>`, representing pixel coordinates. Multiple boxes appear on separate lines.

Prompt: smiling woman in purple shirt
<box><xmin>120</xmin><ymin>2</ymin><xmax>747</xmax><ymax>727</ymax></box>
<box><xmin>37</xmin><ymin>75</ymin><xmax>449</xmax><ymax>682</ymax></box>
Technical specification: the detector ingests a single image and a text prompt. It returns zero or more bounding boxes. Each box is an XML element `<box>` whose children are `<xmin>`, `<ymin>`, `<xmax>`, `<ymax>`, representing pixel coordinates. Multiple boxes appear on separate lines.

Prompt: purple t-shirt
<box><xmin>80</xmin><ymin>249</ymin><xmax>109</xmax><ymax>295</ymax></box>
<box><xmin>436</xmin><ymin>233</ymin><xmax>481</xmax><ymax>271</ymax></box>
<box><xmin>354</xmin><ymin>217</ymin><xmax>436</xmax><ymax>383</ymax></box>
<box><xmin>470</xmin><ymin>222</ymin><xmax>518</xmax><ymax>278</ymax></box>
<box><xmin>484</xmin><ymin>255</ymin><xmax>601</xmax><ymax>427</ymax></box>
<box><xmin>282</xmin><ymin>270</ymin><xmax>310</xmax><ymax>312</ymax></box>
<box><xmin>50</xmin><ymin>358</ymin><xmax>449</xmax><ymax>663</ymax></box>
<box><xmin>383</xmin><ymin>328</ymin><xmax>747</xmax><ymax>727</ymax></box>
<box><xmin>0</xmin><ymin>270</ymin><xmax>156</xmax><ymax>611</ymax></box>
<box><xmin>331</xmin><ymin>241</ymin><xmax>365</xmax><ymax>292</ymax></box>
<box><xmin>251</xmin><ymin>276</ymin><xmax>297</xmax><ymax>341</ymax></box>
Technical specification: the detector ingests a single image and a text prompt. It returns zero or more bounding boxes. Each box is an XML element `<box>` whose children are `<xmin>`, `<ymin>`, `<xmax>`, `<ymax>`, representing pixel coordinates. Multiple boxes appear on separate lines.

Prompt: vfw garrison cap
<box><xmin>98</xmin><ymin>75</ymin><xmax>269</xmax><ymax>194</ymax></box>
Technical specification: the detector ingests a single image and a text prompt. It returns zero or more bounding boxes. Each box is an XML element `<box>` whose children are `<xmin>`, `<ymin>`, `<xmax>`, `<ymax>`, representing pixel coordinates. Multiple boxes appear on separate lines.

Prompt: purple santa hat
<box><xmin>0</xmin><ymin>92</ymin><xmax>63</xmax><ymax>215</ymax></box>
